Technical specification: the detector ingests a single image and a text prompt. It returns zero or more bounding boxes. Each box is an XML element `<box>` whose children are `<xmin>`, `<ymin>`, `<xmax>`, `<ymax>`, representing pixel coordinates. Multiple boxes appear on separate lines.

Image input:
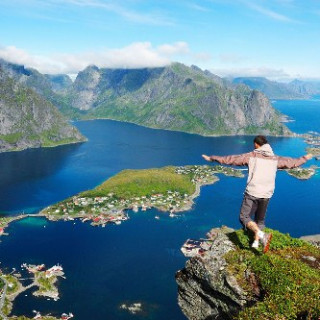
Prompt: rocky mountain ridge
<box><xmin>0</xmin><ymin>66</ymin><xmax>85</xmax><ymax>153</ymax></box>
<box><xmin>67</xmin><ymin>63</ymin><xmax>290</xmax><ymax>136</ymax></box>
<box><xmin>0</xmin><ymin>58</ymin><xmax>291</xmax><ymax>140</ymax></box>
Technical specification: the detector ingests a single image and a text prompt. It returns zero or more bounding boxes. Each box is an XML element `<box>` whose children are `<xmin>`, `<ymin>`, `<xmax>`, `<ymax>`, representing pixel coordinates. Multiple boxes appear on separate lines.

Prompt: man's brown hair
<box><xmin>254</xmin><ymin>135</ymin><xmax>268</xmax><ymax>146</ymax></box>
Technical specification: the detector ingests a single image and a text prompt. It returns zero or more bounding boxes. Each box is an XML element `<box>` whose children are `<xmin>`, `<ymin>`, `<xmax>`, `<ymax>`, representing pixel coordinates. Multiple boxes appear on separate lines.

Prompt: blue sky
<box><xmin>0</xmin><ymin>0</ymin><xmax>319</xmax><ymax>80</ymax></box>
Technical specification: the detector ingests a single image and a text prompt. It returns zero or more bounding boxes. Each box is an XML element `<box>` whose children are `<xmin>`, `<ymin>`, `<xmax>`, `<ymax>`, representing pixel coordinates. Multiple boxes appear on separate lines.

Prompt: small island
<box><xmin>286</xmin><ymin>166</ymin><xmax>317</xmax><ymax>180</ymax></box>
<box><xmin>0</xmin><ymin>264</ymin><xmax>73</xmax><ymax>320</ymax></box>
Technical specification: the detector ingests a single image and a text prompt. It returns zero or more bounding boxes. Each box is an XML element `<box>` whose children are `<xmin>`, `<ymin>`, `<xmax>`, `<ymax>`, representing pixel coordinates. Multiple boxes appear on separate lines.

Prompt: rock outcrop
<box><xmin>176</xmin><ymin>227</ymin><xmax>320</xmax><ymax>320</ymax></box>
<box><xmin>176</xmin><ymin>227</ymin><xmax>261</xmax><ymax>320</ymax></box>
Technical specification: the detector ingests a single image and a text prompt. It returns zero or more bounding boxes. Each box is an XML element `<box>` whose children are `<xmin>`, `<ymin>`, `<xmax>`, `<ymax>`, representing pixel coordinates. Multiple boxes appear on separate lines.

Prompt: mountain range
<box><xmin>65</xmin><ymin>63</ymin><xmax>289</xmax><ymax>136</ymax></box>
<box><xmin>0</xmin><ymin>59</ymin><xmax>292</xmax><ymax>153</ymax></box>
<box><xmin>232</xmin><ymin>77</ymin><xmax>320</xmax><ymax>100</ymax></box>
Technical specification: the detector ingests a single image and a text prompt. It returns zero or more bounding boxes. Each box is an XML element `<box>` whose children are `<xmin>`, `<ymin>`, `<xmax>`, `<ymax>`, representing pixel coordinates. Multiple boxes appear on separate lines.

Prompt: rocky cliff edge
<box><xmin>176</xmin><ymin>227</ymin><xmax>320</xmax><ymax>320</ymax></box>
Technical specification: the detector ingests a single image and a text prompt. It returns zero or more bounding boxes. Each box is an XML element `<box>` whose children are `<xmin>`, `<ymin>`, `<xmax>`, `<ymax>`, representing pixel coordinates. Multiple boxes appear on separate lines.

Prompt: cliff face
<box><xmin>176</xmin><ymin>227</ymin><xmax>260</xmax><ymax>320</ymax></box>
<box><xmin>68</xmin><ymin>63</ymin><xmax>290</xmax><ymax>136</ymax></box>
<box><xmin>176</xmin><ymin>227</ymin><xmax>320</xmax><ymax>320</ymax></box>
<box><xmin>0</xmin><ymin>67</ymin><xmax>85</xmax><ymax>153</ymax></box>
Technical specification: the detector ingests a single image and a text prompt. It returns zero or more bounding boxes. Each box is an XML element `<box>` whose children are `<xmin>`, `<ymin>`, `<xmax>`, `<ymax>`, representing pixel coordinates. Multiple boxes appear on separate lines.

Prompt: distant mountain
<box><xmin>66</xmin><ymin>63</ymin><xmax>290</xmax><ymax>136</ymax></box>
<box><xmin>0</xmin><ymin>58</ymin><xmax>290</xmax><ymax>136</ymax></box>
<box><xmin>0</xmin><ymin>58</ymin><xmax>84</xmax><ymax>120</ymax></box>
<box><xmin>232</xmin><ymin>77</ymin><xmax>320</xmax><ymax>100</ymax></box>
<box><xmin>0</xmin><ymin>66</ymin><xmax>85</xmax><ymax>153</ymax></box>
<box><xmin>288</xmin><ymin>79</ymin><xmax>320</xmax><ymax>97</ymax></box>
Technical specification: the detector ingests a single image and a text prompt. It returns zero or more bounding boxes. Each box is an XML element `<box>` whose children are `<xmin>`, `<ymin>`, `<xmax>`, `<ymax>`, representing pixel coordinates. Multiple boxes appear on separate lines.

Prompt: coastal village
<box><xmin>0</xmin><ymin>263</ymin><xmax>72</xmax><ymax>320</ymax></box>
<box><xmin>39</xmin><ymin>165</ymin><xmax>244</xmax><ymax>223</ymax></box>
<box><xmin>0</xmin><ymin>162</ymin><xmax>318</xmax><ymax>319</ymax></box>
<box><xmin>304</xmin><ymin>130</ymin><xmax>320</xmax><ymax>160</ymax></box>
<box><xmin>0</xmin><ymin>163</ymin><xmax>317</xmax><ymax>238</ymax></box>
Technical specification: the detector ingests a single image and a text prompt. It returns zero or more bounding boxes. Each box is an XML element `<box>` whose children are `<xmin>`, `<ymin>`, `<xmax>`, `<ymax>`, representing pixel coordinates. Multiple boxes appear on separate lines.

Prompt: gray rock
<box><xmin>176</xmin><ymin>227</ymin><xmax>261</xmax><ymax>320</ymax></box>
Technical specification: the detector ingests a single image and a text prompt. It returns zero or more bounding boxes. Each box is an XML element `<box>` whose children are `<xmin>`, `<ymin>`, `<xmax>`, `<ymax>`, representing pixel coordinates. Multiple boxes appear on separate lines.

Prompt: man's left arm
<box><xmin>277</xmin><ymin>154</ymin><xmax>313</xmax><ymax>169</ymax></box>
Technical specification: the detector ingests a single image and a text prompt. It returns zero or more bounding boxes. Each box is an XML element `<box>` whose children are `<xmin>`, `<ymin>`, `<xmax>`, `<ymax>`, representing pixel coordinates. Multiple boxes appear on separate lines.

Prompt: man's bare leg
<box><xmin>247</xmin><ymin>221</ymin><xmax>272</xmax><ymax>253</ymax></box>
<box><xmin>246</xmin><ymin>221</ymin><xmax>261</xmax><ymax>242</ymax></box>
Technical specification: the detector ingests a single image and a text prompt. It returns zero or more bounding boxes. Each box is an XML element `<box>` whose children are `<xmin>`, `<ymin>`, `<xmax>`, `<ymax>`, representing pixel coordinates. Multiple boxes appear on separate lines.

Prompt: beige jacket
<box><xmin>209</xmin><ymin>144</ymin><xmax>308</xmax><ymax>198</ymax></box>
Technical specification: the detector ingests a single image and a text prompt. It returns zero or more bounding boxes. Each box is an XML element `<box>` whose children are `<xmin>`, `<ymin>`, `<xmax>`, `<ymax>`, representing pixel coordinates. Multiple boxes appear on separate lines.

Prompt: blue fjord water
<box><xmin>0</xmin><ymin>100</ymin><xmax>319</xmax><ymax>319</ymax></box>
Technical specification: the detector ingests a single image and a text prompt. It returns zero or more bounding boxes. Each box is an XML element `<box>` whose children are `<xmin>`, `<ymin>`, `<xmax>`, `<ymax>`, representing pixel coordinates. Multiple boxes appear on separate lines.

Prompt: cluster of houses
<box><xmin>305</xmin><ymin>131</ymin><xmax>320</xmax><ymax>146</ymax></box>
<box><xmin>45</xmin><ymin>189</ymin><xmax>192</xmax><ymax>221</ymax></box>
<box><xmin>175</xmin><ymin>164</ymin><xmax>244</xmax><ymax>180</ymax></box>
<box><xmin>44</xmin><ymin>194</ymin><xmax>130</xmax><ymax>226</ymax></box>
<box><xmin>180</xmin><ymin>238</ymin><xmax>214</xmax><ymax>257</ymax></box>
<box><xmin>305</xmin><ymin>131</ymin><xmax>320</xmax><ymax>160</ymax></box>
<box><xmin>22</xmin><ymin>263</ymin><xmax>64</xmax><ymax>279</ymax></box>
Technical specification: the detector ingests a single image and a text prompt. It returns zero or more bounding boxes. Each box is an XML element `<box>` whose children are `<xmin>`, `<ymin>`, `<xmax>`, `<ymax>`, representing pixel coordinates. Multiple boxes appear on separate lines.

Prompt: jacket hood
<box><xmin>254</xmin><ymin>143</ymin><xmax>274</xmax><ymax>156</ymax></box>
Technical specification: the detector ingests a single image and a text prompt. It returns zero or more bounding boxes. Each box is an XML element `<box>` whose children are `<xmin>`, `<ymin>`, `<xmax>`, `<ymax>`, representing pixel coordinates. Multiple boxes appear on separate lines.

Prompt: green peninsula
<box><xmin>39</xmin><ymin>165</ymin><xmax>244</xmax><ymax>225</ymax></box>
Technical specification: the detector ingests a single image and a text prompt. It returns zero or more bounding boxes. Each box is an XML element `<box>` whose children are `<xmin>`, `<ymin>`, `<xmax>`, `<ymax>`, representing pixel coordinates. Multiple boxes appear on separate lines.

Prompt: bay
<box><xmin>0</xmin><ymin>100</ymin><xmax>319</xmax><ymax>319</ymax></box>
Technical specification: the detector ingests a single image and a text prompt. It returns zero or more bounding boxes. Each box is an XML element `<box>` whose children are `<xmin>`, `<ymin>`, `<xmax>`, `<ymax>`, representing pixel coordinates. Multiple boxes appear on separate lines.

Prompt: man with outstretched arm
<box><xmin>202</xmin><ymin>135</ymin><xmax>313</xmax><ymax>253</ymax></box>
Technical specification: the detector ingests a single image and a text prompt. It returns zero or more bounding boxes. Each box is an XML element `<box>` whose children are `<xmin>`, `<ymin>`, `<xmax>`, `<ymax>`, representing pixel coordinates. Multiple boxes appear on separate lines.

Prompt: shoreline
<box><xmin>0</xmin><ymin>165</ymin><xmax>239</xmax><ymax>235</ymax></box>
<box><xmin>76</xmin><ymin>117</ymin><xmax>294</xmax><ymax>138</ymax></box>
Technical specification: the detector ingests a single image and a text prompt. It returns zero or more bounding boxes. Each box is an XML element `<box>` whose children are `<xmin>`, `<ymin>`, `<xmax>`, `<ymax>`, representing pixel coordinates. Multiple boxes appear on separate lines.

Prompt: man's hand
<box><xmin>202</xmin><ymin>154</ymin><xmax>211</xmax><ymax>162</ymax></box>
<box><xmin>305</xmin><ymin>154</ymin><xmax>313</xmax><ymax>160</ymax></box>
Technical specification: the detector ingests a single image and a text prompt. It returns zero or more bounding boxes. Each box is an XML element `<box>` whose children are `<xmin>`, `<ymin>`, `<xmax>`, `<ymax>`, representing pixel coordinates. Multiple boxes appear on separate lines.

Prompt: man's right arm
<box><xmin>202</xmin><ymin>153</ymin><xmax>251</xmax><ymax>166</ymax></box>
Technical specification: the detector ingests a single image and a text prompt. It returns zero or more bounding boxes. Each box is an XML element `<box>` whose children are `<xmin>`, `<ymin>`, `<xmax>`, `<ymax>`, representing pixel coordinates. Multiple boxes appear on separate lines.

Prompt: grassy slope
<box><xmin>226</xmin><ymin>229</ymin><xmax>320</xmax><ymax>320</ymax></box>
<box><xmin>82</xmin><ymin>166</ymin><xmax>195</xmax><ymax>198</ymax></box>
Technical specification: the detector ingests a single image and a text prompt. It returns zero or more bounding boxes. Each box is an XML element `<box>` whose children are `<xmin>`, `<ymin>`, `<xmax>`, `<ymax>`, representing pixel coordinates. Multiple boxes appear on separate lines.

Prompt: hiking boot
<box><xmin>261</xmin><ymin>233</ymin><xmax>272</xmax><ymax>253</ymax></box>
<box><xmin>251</xmin><ymin>240</ymin><xmax>259</xmax><ymax>249</ymax></box>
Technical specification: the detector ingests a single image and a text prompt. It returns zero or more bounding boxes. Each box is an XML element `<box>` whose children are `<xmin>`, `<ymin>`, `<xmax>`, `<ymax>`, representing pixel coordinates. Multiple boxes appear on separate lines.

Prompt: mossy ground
<box><xmin>82</xmin><ymin>166</ymin><xmax>195</xmax><ymax>199</ymax></box>
<box><xmin>225</xmin><ymin>229</ymin><xmax>320</xmax><ymax>320</ymax></box>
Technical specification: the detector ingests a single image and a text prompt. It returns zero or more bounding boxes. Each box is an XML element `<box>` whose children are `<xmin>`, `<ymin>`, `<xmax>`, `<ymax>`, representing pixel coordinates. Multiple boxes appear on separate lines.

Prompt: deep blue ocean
<box><xmin>0</xmin><ymin>100</ymin><xmax>319</xmax><ymax>319</ymax></box>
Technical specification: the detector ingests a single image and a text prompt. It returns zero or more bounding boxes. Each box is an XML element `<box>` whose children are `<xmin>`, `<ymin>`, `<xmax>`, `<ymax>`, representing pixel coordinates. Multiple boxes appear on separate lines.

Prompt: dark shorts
<box><xmin>239</xmin><ymin>193</ymin><xmax>270</xmax><ymax>230</ymax></box>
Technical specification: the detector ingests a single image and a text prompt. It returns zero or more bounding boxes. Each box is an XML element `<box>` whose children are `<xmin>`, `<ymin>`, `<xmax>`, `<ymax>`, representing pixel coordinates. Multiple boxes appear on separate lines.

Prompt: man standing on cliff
<box><xmin>202</xmin><ymin>135</ymin><xmax>313</xmax><ymax>253</ymax></box>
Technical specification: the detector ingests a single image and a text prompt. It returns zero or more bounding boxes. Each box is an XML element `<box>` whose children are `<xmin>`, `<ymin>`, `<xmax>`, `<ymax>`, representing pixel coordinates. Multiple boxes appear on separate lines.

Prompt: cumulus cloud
<box><xmin>0</xmin><ymin>42</ymin><xmax>191</xmax><ymax>74</ymax></box>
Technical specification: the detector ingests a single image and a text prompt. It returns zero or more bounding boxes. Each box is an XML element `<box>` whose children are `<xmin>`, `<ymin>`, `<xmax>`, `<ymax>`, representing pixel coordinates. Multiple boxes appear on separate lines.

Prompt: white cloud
<box><xmin>157</xmin><ymin>42</ymin><xmax>189</xmax><ymax>56</ymax></box>
<box><xmin>240</xmin><ymin>0</ymin><xmax>298</xmax><ymax>22</ymax></box>
<box><xmin>14</xmin><ymin>0</ymin><xmax>175</xmax><ymax>26</ymax></box>
<box><xmin>0</xmin><ymin>42</ymin><xmax>191</xmax><ymax>74</ymax></box>
<box><xmin>210</xmin><ymin>66</ymin><xmax>290</xmax><ymax>80</ymax></box>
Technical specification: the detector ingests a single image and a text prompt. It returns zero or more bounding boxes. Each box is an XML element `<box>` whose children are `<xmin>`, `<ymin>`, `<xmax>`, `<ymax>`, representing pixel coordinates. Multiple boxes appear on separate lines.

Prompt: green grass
<box><xmin>0</xmin><ymin>133</ymin><xmax>23</xmax><ymax>144</ymax></box>
<box><xmin>82</xmin><ymin>166</ymin><xmax>195</xmax><ymax>199</ymax></box>
<box><xmin>225</xmin><ymin>229</ymin><xmax>320</xmax><ymax>320</ymax></box>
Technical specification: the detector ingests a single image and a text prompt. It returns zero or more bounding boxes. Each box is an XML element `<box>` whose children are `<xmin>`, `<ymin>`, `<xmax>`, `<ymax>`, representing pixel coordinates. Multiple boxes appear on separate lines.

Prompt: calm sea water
<box><xmin>0</xmin><ymin>101</ymin><xmax>319</xmax><ymax>319</ymax></box>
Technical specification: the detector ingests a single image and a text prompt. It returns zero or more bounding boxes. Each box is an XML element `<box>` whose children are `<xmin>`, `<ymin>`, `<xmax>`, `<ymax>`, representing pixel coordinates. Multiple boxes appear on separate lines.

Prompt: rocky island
<box><xmin>0</xmin><ymin>263</ymin><xmax>72</xmax><ymax>320</ymax></box>
<box><xmin>285</xmin><ymin>165</ymin><xmax>317</xmax><ymax>179</ymax></box>
<box><xmin>176</xmin><ymin>226</ymin><xmax>320</xmax><ymax>320</ymax></box>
